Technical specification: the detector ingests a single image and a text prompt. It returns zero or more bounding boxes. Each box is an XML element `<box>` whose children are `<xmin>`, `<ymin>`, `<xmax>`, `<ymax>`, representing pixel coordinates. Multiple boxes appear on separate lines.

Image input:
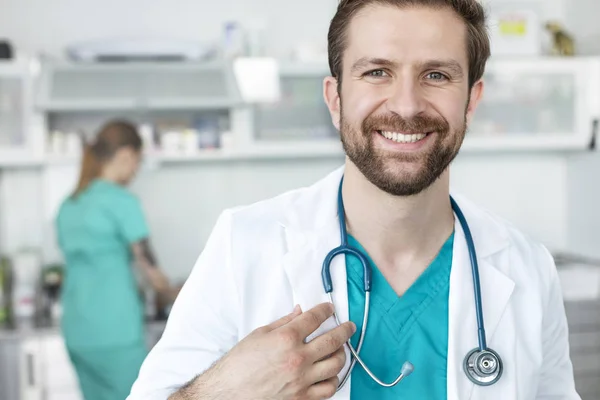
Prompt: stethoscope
<box><xmin>321</xmin><ymin>176</ymin><xmax>503</xmax><ymax>389</ymax></box>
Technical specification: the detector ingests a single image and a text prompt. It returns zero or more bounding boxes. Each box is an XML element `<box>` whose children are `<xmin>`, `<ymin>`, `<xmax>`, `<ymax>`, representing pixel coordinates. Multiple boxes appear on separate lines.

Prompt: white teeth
<box><xmin>380</xmin><ymin>131</ymin><xmax>427</xmax><ymax>143</ymax></box>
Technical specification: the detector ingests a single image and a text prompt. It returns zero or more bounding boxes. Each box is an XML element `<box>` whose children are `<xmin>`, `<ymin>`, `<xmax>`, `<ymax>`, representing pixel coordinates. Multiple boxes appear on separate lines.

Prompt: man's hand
<box><xmin>171</xmin><ymin>302</ymin><xmax>356</xmax><ymax>400</ymax></box>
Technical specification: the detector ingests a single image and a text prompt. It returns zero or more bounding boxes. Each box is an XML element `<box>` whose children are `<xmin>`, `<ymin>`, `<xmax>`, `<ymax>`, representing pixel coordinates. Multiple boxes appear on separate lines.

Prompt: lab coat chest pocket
<box><xmin>282</xmin><ymin>227</ymin><xmax>353</xmax><ymax>384</ymax></box>
<box><xmin>305</xmin><ymin>316</ymin><xmax>340</xmax><ymax>344</ymax></box>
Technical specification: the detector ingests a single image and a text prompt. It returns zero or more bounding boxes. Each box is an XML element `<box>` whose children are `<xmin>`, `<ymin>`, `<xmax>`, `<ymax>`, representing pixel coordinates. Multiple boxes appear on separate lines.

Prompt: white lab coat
<box><xmin>128</xmin><ymin>166</ymin><xmax>580</xmax><ymax>400</ymax></box>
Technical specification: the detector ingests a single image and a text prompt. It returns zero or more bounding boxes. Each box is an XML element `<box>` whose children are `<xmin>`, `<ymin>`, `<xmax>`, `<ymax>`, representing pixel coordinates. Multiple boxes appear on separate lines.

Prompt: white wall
<box><xmin>567</xmin><ymin>151</ymin><xmax>600</xmax><ymax>259</ymax></box>
<box><xmin>451</xmin><ymin>153</ymin><xmax>569</xmax><ymax>250</ymax></box>
<box><xmin>2</xmin><ymin>0</ymin><xmax>587</xmax><ymax>59</ymax></box>
<box><xmin>0</xmin><ymin>0</ymin><xmax>338</xmax><ymax>60</ymax></box>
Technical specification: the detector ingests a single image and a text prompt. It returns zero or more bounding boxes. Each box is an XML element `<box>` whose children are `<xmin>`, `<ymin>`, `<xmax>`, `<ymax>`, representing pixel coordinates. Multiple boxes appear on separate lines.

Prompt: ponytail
<box><xmin>72</xmin><ymin>144</ymin><xmax>101</xmax><ymax>198</ymax></box>
<box><xmin>71</xmin><ymin>119</ymin><xmax>142</xmax><ymax>198</ymax></box>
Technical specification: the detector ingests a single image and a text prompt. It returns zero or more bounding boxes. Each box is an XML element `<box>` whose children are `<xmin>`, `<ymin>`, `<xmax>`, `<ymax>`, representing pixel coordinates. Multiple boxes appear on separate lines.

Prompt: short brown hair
<box><xmin>327</xmin><ymin>0</ymin><xmax>491</xmax><ymax>89</ymax></box>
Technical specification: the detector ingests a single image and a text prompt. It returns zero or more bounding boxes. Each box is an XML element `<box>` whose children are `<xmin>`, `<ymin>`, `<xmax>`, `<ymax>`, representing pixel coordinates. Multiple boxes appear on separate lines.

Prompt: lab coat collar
<box><xmin>280</xmin><ymin>165</ymin><xmax>515</xmax><ymax>399</ymax></box>
<box><xmin>279</xmin><ymin>165</ymin><xmax>511</xmax><ymax>257</ymax></box>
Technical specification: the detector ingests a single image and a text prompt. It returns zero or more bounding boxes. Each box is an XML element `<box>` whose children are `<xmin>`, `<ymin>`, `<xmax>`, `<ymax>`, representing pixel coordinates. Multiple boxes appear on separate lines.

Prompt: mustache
<box><xmin>362</xmin><ymin>113</ymin><xmax>450</xmax><ymax>135</ymax></box>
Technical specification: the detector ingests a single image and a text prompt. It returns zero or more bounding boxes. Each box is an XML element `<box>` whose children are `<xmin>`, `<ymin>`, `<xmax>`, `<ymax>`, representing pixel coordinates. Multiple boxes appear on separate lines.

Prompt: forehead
<box><xmin>344</xmin><ymin>4</ymin><xmax>469</xmax><ymax>69</ymax></box>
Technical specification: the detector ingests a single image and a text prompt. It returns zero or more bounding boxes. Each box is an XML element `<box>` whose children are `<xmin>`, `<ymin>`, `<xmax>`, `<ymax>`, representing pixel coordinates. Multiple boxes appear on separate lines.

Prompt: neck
<box><xmin>99</xmin><ymin>166</ymin><xmax>122</xmax><ymax>185</ymax></box>
<box><xmin>342</xmin><ymin>160</ymin><xmax>454</xmax><ymax>269</ymax></box>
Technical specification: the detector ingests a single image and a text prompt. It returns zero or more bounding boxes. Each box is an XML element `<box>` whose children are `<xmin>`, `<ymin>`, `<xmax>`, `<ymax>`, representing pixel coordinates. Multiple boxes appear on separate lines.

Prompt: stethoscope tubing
<box><xmin>322</xmin><ymin>176</ymin><xmax>502</xmax><ymax>389</ymax></box>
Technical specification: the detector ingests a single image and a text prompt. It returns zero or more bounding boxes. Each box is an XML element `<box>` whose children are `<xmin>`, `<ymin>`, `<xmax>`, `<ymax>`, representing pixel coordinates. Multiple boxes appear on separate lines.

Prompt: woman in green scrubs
<box><xmin>56</xmin><ymin>120</ymin><xmax>178</xmax><ymax>400</ymax></box>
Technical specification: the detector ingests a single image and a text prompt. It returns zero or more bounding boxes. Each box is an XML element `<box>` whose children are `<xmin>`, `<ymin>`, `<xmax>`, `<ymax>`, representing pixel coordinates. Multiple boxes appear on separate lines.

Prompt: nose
<box><xmin>385</xmin><ymin>78</ymin><xmax>427</xmax><ymax>119</ymax></box>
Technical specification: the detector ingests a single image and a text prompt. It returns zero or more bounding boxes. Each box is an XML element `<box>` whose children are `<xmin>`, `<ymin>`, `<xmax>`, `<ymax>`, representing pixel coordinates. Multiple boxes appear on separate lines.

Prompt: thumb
<box><xmin>266</xmin><ymin>305</ymin><xmax>302</xmax><ymax>331</ymax></box>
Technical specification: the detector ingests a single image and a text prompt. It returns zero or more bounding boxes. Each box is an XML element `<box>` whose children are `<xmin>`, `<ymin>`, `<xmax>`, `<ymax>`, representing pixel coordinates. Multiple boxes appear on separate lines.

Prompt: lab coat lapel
<box><xmin>447</xmin><ymin>195</ymin><xmax>515</xmax><ymax>400</ymax></box>
<box><xmin>280</xmin><ymin>167</ymin><xmax>352</xmax><ymax>399</ymax></box>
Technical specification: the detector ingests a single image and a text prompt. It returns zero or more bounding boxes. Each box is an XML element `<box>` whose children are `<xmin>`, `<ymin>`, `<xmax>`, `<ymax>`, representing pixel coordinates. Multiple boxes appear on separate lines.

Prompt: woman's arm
<box><xmin>131</xmin><ymin>238</ymin><xmax>179</xmax><ymax>303</ymax></box>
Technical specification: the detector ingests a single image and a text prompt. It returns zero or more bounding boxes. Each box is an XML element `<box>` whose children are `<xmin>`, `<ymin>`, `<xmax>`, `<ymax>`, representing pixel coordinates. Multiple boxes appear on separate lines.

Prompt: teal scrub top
<box><xmin>346</xmin><ymin>233</ymin><xmax>454</xmax><ymax>399</ymax></box>
<box><xmin>56</xmin><ymin>179</ymin><xmax>148</xmax><ymax>349</ymax></box>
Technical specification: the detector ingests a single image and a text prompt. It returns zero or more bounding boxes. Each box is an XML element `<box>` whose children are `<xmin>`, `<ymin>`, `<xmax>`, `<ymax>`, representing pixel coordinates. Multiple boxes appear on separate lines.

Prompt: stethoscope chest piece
<box><xmin>463</xmin><ymin>347</ymin><xmax>503</xmax><ymax>386</ymax></box>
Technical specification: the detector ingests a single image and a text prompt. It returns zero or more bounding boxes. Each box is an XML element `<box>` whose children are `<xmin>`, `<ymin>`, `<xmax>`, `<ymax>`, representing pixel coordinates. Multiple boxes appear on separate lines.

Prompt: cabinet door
<box><xmin>0</xmin><ymin>59</ymin><xmax>41</xmax><ymax>165</ymax></box>
<box><xmin>0</xmin><ymin>76</ymin><xmax>26</xmax><ymax>147</ymax></box>
<box><xmin>253</xmin><ymin>64</ymin><xmax>336</xmax><ymax>142</ymax></box>
<box><xmin>41</xmin><ymin>333</ymin><xmax>81</xmax><ymax>398</ymax></box>
<box><xmin>467</xmin><ymin>57</ymin><xmax>600</xmax><ymax>151</ymax></box>
<box><xmin>0</xmin><ymin>340</ymin><xmax>21</xmax><ymax>400</ymax></box>
<box><xmin>19</xmin><ymin>338</ymin><xmax>43</xmax><ymax>400</ymax></box>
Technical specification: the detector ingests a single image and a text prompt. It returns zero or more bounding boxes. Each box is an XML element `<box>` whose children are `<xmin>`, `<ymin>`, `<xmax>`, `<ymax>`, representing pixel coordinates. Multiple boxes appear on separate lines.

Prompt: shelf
<box><xmin>0</xmin><ymin>132</ymin><xmax>596</xmax><ymax>169</ymax></box>
<box><xmin>43</xmin><ymin>140</ymin><xmax>345</xmax><ymax>166</ymax></box>
<box><xmin>461</xmin><ymin>135</ymin><xmax>595</xmax><ymax>152</ymax></box>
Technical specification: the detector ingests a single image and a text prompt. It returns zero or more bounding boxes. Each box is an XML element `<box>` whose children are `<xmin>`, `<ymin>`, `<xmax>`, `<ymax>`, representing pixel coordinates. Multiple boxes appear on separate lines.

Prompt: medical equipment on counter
<box><xmin>321</xmin><ymin>177</ymin><xmax>503</xmax><ymax>389</ymax></box>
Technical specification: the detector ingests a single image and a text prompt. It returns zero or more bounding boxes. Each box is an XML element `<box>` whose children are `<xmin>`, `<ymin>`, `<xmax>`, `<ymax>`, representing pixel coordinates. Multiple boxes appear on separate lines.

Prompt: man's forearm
<box><xmin>168</xmin><ymin>363</ymin><xmax>231</xmax><ymax>400</ymax></box>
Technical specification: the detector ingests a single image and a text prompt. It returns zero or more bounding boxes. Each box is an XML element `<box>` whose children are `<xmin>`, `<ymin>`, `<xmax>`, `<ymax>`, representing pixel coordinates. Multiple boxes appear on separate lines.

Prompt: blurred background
<box><xmin>0</xmin><ymin>0</ymin><xmax>599</xmax><ymax>399</ymax></box>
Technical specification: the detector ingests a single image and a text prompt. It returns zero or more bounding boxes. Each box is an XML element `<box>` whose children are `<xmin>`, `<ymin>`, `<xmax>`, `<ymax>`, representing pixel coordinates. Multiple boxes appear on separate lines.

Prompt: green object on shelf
<box><xmin>0</xmin><ymin>255</ymin><xmax>13</xmax><ymax>324</ymax></box>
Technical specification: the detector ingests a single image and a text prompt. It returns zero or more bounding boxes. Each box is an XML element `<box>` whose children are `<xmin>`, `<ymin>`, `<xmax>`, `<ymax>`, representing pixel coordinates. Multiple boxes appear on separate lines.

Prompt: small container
<box><xmin>161</xmin><ymin>131</ymin><xmax>183</xmax><ymax>155</ymax></box>
<box><xmin>223</xmin><ymin>21</ymin><xmax>247</xmax><ymax>58</ymax></box>
<box><xmin>49</xmin><ymin>131</ymin><xmax>66</xmax><ymax>154</ymax></box>
<box><xmin>138</xmin><ymin>123</ymin><xmax>156</xmax><ymax>154</ymax></box>
<box><xmin>195</xmin><ymin>118</ymin><xmax>220</xmax><ymax>149</ymax></box>
<box><xmin>182</xmin><ymin>129</ymin><xmax>199</xmax><ymax>155</ymax></box>
<box><xmin>64</xmin><ymin>132</ymin><xmax>82</xmax><ymax>155</ymax></box>
<box><xmin>220</xmin><ymin>132</ymin><xmax>234</xmax><ymax>149</ymax></box>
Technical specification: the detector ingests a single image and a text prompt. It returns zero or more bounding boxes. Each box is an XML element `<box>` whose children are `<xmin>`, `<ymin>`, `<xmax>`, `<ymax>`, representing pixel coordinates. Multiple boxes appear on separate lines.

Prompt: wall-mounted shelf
<box><xmin>42</xmin><ymin>140</ymin><xmax>345</xmax><ymax>167</ymax></box>
<box><xmin>2</xmin><ymin>132</ymin><xmax>594</xmax><ymax>170</ymax></box>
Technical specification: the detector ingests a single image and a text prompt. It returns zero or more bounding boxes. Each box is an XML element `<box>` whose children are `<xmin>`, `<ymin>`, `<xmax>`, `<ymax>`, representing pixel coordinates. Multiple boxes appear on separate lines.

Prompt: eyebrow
<box><xmin>350</xmin><ymin>57</ymin><xmax>464</xmax><ymax>76</ymax></box>
<box><xmin>351</xmin><ymin>57</ymin><xmax>396</xmax><ymax>73</ymax></box>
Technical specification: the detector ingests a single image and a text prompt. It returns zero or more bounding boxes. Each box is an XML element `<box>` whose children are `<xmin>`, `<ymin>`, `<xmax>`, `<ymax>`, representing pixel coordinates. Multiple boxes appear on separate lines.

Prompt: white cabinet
<box><xmin>18</xmin><ymin>338</ymin><xmax>44</xmax><ymax>400</ymax></box>
<box><xmin>17</xmin><ymin>333</ymin><xmax>81</xmax><ymax>400</ymax></box>
<box><xmin>466</xmin><ymin>57</ymin><xmax>600</xmax><ymax>151</ymax></box>
<box><xmin>41</xmin><ymin>334</ymin><xmax>81</xmax><ymax>400</ymax></box>
<box><xmin>253</xmin><ymin>63</ymin><xmax>335</xmax><ymax>143</ymax></box>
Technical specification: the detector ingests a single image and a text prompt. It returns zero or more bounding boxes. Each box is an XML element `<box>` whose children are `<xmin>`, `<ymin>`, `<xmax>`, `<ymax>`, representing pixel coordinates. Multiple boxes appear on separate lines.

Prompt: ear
<box><xmin>465</xmin><ymin>79</ymin><xmax>484</xmax><ymax>126</ymax></box>
<box><xmin>323</xmin><ymin>76</ymin><xmax>341</xmax><ymax>130</ymax></box>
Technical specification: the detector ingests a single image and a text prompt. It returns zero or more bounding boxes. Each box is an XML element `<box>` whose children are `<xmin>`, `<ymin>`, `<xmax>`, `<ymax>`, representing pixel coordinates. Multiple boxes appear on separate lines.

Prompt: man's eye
<box><xmin>365</xmin><ymin>69</ymin><xmax>388</xmax><ymax>78</ymax></box>
<box><xmin>426</xmin><ymin>72</ymin><xmax>448</xmax><ymax>81</ymax></box>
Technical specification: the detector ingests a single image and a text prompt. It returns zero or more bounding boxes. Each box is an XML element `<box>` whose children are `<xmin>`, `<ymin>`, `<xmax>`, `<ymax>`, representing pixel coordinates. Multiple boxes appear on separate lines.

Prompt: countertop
<box><xmin>0</xmin><ymin>317</ymin><xmax>167</xmax><ymax>342</ymax></box>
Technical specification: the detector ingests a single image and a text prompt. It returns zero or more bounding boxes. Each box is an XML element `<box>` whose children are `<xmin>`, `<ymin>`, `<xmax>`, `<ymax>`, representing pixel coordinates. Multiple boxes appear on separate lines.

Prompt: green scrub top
<box><xmin>346</xmin><ymin>232</ymin><xmax>454</xmax><ymax>399</ymax></box>
<box><xmin>56</xmin><ymin>179</ymin><xmax>148</xmax><ymax>349</ymax></box>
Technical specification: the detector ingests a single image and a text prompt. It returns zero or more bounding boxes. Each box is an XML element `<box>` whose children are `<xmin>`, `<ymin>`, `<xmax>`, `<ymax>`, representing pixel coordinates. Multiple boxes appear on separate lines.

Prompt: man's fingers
<box><xmin>306</xmin><ymin>321</ymin><xmax>355</xmax><ymax>361</ymax></box>
<box><xmin>286</xmin><ymin>302</ymin><xmax>336</xmax><ymax>340</ymax></box>
<box><xmin>306</xmin><ymin>376</ymin><xmax>339</xmax><ymax>400</ymax></box>
<box><xmin>306</xmin><ymin>347</ymin><xmax>346</xmax><ymax>385</ymax></box>
<box><xmin>266</xmin><ymin>305</ymin><xmax>302</xmax><ymax>331</ymax></box>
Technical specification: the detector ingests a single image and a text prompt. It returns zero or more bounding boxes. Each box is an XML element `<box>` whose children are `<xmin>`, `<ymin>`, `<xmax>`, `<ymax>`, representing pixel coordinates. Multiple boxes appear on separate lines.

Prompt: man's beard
<box><xmin>339</xmin><ymin>108</ymin><xmax>467</xmax><ymax>197</ymax></box>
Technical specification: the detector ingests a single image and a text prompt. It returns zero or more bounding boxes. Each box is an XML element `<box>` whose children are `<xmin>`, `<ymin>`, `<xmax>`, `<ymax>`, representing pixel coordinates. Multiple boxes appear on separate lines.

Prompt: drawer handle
<box><xmin>26</xmin><ymin>353</ymin><xmax>35</xmax><ymax>386</ymax></box>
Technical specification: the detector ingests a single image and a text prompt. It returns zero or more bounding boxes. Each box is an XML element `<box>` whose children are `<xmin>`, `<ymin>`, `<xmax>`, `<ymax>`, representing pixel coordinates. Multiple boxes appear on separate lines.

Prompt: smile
<box><xmin>377</xmin><ymin>130</ymin><xmax>429</xmax><ymax>144</ymax></box>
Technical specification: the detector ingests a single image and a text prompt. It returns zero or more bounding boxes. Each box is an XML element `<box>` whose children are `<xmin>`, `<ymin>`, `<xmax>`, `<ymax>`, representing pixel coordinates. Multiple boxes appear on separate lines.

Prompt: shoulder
<box><xmin>56</xmin><ymin>196</ymin><xmax>74</xmax><ymax>224</ymax></box>
<box><xmin>452</xmin><ymin>192</ymin><xmax>557</xmax><ymax>288</ymax></box>
<box><xmin>96</xmin><ymin>182</ymin><xmax>143</xmax><ymax>211</ymax></box>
